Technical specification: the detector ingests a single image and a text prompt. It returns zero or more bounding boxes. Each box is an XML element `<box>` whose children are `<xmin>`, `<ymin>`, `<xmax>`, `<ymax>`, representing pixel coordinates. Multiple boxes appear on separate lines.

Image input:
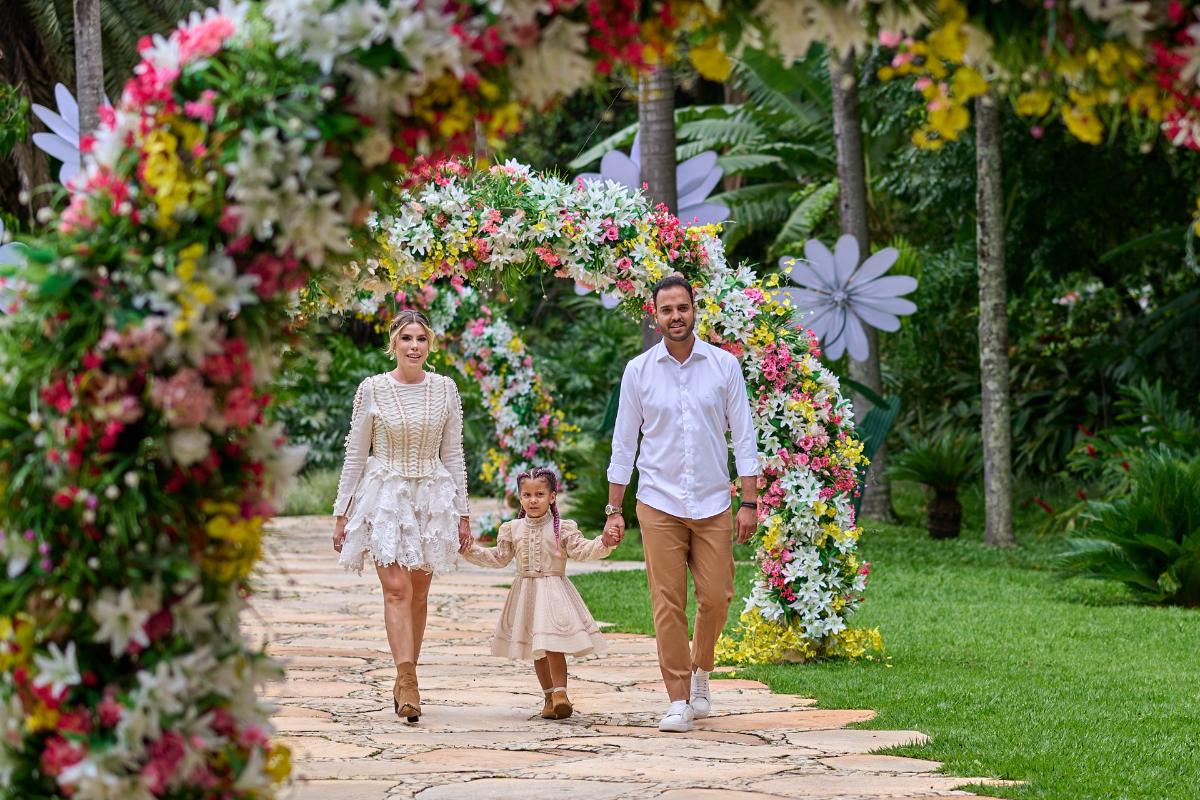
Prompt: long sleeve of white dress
<box><xmin>439</xmin><ymin>380</ymin><xmax>471</xmax><ymax>516</ymax></box>
<box><xmin>333</xmin><ymin>378</ymin><xmax>374</xmax><ymax>517</ymax></box>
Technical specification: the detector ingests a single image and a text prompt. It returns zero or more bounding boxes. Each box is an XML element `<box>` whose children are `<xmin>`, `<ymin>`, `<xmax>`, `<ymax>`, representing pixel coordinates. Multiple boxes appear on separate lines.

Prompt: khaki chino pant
<box><xmin>636</xmin><ymin>500</ymin><xmax>735</xmax><ymax>702</ymax></box>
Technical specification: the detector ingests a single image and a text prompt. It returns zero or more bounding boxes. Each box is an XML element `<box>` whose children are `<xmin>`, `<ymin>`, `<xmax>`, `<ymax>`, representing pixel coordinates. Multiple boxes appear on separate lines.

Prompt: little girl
<box><xmin>463</xmin><ymin>467</ymin><xmax>619</xmax><ymax>719</ymax></box>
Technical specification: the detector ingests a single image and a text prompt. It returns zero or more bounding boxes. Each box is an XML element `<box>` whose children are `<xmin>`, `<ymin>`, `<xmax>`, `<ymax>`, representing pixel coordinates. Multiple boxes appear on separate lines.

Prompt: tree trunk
<box><xmin>637</xmin><ymin>65</ymin><xmax>677</xmax><ymax>350</ymax></box>
<box><xmin>74</xmin><ymin>0</ymin><xmax>105</xmax><ymax>138</ymax></box>
<box><xmin>974</xmin><ymin>93</ymin><xmax>1016</xmax><ymax>548</ymax></box>
<box><xmin>829</xmin><ymin>52</ymin><xmax>894</xmax><ymax>522</ymax></box>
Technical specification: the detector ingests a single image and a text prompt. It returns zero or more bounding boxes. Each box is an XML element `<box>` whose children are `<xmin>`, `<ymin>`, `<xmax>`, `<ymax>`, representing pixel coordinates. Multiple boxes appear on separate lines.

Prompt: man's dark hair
<box><xmin>651</xmin><ymin>274</ymin><xmax>695</xmax><ymax>304</ymax></box>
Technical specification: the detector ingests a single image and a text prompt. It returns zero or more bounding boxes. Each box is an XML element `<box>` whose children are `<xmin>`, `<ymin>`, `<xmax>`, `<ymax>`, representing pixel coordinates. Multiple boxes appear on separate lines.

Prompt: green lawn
<box><xmin>572</xmin><ymin>519</ymin><xmax>1200</xmax><ymax>800</ymax></box>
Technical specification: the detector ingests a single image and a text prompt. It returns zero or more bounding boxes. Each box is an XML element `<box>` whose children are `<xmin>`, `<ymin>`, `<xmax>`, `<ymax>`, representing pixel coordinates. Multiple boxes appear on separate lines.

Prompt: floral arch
<box><xmin>0</xmin><ymin>4</ymin><xmax>871</xmax><ymax>797</ymax></box>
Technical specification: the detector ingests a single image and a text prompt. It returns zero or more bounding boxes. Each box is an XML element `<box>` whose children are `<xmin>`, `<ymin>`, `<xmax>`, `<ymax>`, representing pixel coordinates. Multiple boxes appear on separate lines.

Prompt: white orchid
<box><xmin>779</xmin><ymin>234</ymin><xmax>918</xmax><ymax>362</ymax></box>
<box><xmin>91</xmin><ymin>588</ymin><xmax>153</xmax><ymax>657</ymax></box>
<box><xmin>33</xmin><ymin>641</ymin><xmax>82</xmax><ymax>696</ymax></box>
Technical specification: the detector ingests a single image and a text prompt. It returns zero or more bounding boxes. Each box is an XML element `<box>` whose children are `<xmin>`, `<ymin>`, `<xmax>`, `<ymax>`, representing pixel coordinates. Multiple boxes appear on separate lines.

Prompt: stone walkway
<box><xmin>251</xmin><ymin>516</ymin><xmax>1009</xmax><ymax>800</ymax></box>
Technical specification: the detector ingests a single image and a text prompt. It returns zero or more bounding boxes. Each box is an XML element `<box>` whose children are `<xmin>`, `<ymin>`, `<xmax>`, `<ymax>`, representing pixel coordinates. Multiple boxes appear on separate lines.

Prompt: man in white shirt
<box><xmin>604</xmin><ymin>274</ymin><xmax>760</xmax><ymax>733</ymax></box>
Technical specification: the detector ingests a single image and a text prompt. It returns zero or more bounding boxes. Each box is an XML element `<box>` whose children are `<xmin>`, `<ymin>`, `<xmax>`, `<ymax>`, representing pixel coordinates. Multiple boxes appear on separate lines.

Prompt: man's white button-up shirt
<box><xmin>607</xmin><ymin>337</ymin><xmax>760</xmax><ymax>520</ymax></box>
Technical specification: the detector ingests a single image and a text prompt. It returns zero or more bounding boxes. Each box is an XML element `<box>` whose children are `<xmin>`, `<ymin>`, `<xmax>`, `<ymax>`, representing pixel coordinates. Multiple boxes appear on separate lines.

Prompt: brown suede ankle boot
<box><xmin>395</xmin><ymin>662</ymin><xmax>421</xmax><ymax>722</ymax></box>
<box><xmin>549</xmin><ymin>688</ymin><xmax>572</xmax><ymax>720</ymax></box>
<box><xmin>540</xmin><ymin>690</ymin><xmax>555</xmax><ymax>719</ymax></box>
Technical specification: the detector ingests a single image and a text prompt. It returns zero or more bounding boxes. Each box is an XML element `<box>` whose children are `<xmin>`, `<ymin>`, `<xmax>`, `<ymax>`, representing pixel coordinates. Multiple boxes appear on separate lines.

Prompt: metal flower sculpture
<box><xmin>575</xmin><ymin>132</ymin><xmax>729</xmax><ymax>306</ymax></box>
<box><xmin>778</xmin><ymin>234</ymin><xmax>918</xmax><ymax>362</ymax></box>
<box><xmin>31</xmin><ymin>83</ymin><xmax>110</xmax><ymax>185</ymax></box>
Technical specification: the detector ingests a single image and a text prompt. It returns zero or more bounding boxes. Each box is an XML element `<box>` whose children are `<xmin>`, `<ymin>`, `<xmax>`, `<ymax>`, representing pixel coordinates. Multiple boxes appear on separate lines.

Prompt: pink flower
<box><xmin>176</xmin><ymin>16</ymin><xmax>236</xmax><ymax>62</ymax></box>
<box><xmin>151</xmin><ymin>369</ymin><xmax>213</xmax><ymax>427</ymax></box>
<box><xmin>878</xmin><ymin>30</ymin><xmax>902</xmax><ymax>48</ymax></box>
<box><xmin>615</xmin><ymin>256</ymin><xmax>633</xmax><ymax>271</ymax></box>
<box><xmin>222</xmin><ymin>386</ymin><xmax>260</xmax><ymax>429</ymax></box>
<box><xmin>615</xmin><ymin>279</ymin><xmax>635</xmax><ymax>293</ymax></box>
<box><xmin>98</xmin><ymin>688</ymin><xmax>124</xmax><ymax>727</ymax></box>
<box><xmin>183</xmin><ymin>90</ymin><xmax>217</xmax><ymax>124</ymax></box>
<box><xmin>142</xmin><ymin>731</ymin><xmax>186</xmax><ymax>794</ymax></box>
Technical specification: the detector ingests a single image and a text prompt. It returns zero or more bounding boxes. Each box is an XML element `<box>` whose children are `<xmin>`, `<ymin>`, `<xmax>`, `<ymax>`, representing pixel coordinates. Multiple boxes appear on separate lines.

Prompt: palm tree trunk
<box><xmin>74</xmin><ymin>0</ymin><xmax>105</xmax><ymax>137</ymax></box>
<box><xmin>829</xmin><ymin>52</ymin><xmax>894</xmax><ymax>523</ymax></box>
<box><xmin>637</xmin><ymin>64</ymin><xmax>677</xmax><ymax>350</ymax></box>
<box><xmin>974</xmin><ymin>93</ymin><xmax>1016</xmax><ymax>547</ymax></box>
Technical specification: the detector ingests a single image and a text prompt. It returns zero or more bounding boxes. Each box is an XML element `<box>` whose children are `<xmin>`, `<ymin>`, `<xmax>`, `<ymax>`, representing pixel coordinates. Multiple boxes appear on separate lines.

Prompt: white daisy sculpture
<box><xmin>778</xmin><ymin>234</ymin><xmax>918</xmax><ymax>362</ymax></box>
<box><xmin>575</xmin><ymin>132</ymin><xmax>729</xmax><ymax>307</ymax></box>
<box><xmin>31</xmin><ymin>83</ymin><xmax>110</xmax><ymax>185</ymax></box>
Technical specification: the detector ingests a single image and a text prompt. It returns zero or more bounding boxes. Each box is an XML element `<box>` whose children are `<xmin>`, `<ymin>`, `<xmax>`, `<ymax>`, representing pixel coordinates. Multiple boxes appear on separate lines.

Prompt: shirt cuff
<box><xmin>735</xmin><ymin>457</ymin><xmax>761</xmax><ymax>478</ymax></box>
<box><xmin>606</xmin><ymin>462</ymin><xmax>634</xmax><ymax>485</ymax></box>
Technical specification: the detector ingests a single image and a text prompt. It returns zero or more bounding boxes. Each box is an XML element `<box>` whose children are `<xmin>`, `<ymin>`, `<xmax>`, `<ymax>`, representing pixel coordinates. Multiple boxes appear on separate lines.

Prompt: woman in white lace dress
<box><xmin>331</xmin><ymin>309</ymin><xmax>472</xmax><ymax>722</ymax></box>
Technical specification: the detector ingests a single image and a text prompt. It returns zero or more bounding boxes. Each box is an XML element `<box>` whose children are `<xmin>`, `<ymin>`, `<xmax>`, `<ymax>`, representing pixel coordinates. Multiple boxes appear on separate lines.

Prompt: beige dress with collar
<box><xmin>464</xmin><ymin>515</ymin><xmax>613</xmax><ymax>660</ymax></box>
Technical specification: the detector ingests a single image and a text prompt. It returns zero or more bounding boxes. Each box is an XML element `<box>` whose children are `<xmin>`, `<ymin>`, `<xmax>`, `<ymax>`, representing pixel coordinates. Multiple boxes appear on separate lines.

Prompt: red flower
<box><xmin>40</xmin><ymin>736</ymin><xmax>85</xmax><ymax>778</ymax></box>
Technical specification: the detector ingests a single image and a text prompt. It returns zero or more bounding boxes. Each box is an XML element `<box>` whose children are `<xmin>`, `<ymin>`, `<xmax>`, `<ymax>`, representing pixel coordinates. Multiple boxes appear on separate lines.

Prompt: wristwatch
<box><xmin>604</xmin><ymin>503</ymin><xmax>622</xmax><ymax>516</ymax></box>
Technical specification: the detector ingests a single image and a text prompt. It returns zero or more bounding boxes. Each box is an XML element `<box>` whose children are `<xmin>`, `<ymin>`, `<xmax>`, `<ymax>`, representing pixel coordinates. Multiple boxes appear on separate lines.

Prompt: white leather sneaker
<box><xmin>658</xmin><ymin>700</ymin><xmax>695</xmax><ymax>732</ymax></box>
<box><xmin>690</xmin><ymin>668</ymin><xmax>711</xmax><ymax>718</ymax></box>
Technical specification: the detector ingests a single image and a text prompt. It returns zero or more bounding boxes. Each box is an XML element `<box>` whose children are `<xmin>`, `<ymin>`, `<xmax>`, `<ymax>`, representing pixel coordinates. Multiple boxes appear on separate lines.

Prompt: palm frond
<box><xmin>769</xmin><ymin>179</ymin><xmax>839</xmax><ymax>258</ymax></box>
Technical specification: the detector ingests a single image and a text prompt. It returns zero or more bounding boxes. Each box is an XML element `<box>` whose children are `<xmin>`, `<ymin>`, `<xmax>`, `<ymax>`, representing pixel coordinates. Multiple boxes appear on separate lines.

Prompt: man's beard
<box><xmin>662</xmin><ymin>319</ymin><xmax>694</xmax><ymax>342</ymax></box>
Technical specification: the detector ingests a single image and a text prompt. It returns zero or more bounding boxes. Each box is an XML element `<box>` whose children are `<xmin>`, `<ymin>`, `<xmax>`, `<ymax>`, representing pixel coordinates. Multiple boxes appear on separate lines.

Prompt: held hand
<box><xmin>457</xmin><ymin>517</ymin><xmax>473</xmax><ymax>554</ymax></box>
<box><xmin>735</xmin><ymin>505</ymin><xmax>757</xmax><ymax>545</ymax></box>
<box><xmin>332</xmin><ymin>517</ymin><xmax>347</xmax><ymax>553</ymax></box>
<box><xmin>602</xmin><ymin>514</ymin><xmax>625</xmax><ymax>547</ymax></box>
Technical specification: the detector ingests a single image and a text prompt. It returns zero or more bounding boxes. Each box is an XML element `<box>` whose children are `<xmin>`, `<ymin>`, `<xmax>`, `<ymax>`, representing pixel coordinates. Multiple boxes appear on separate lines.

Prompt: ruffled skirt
<box><xmin>338</xmin><ymin>457</ymin><xmax>462</xmax><ymax>575</ymax></box>
<box><xmin>491</xmin><ymin>575</ymin><xmax>608</xmax><ymax>661</ymax></box>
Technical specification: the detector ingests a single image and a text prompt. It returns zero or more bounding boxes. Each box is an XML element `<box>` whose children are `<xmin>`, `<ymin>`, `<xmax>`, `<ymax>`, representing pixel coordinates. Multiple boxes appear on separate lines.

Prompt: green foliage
<box><xmin>1059</xmin><ymin>450</ymin><xmax>1200</xmax><ymax>607</ymax></box>
<box><xmin>1066</xmin><ymin>379</ymin><xmax>1200</xmax><ymax>496</ymax></box>
<box><xmin>270</xmin><ymin>332</ymin><xmax>392</xmax><ymax>473</ymax></box>
<box><xmin>279</xmin><ymin>467</ymin><xmax>340</xmax><ymax>516</ymax></box>
<box><xmin>888</xmin><ymin>430</ymin><xmax>982</xmax><ymax>492</ymax></box>
<box><xmin>0</xmin><ymin>83</ymin><xmax>29</xmax><ymax>157</ymax></box>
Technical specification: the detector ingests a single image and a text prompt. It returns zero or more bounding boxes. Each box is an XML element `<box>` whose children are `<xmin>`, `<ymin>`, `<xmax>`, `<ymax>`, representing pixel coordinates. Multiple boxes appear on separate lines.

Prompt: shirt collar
<box><xmin>654</xmin><ymin>336</ymin><xmax>708</xmax><ymax>364</ymax></box>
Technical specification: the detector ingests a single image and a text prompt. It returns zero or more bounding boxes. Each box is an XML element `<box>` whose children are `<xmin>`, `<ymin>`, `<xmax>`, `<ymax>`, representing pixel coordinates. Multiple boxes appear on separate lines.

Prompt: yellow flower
<box><xmin>929</xmin><ymin>102</ymin><xmax>970</xmax><ymax>141</ymax></box>
<box><xmin>951</xmin><ymin>67</ymin><xmax>987</xmax><ymax>101</ymax></box>
<box><xmin>1015</xmin><ymin>89</ymin><xmax>1053</xmax><ymax>117</ymax></box>
<box><xmin>1062</xmin><ymin>104</ymin><xmax>1104</xmax><ymax>145</ymax></box>
<box><xmin>689</xmin><ymin>37</ymin><xmax>732</xmax><ymax>82</ymax></box>
<box><xmin>927</xmin><ymin>22</ymin><xmax>966</xmax><ymax>64</ymax></box>
<box><xmin>266</xmin><ymin>743</ymin><xmax>293</xmax><ymax>783</ymax></box>
<box><xmin>912</xmin><ymin>127</ymin><xmax>946</xmax><ymax>150</ymax></box>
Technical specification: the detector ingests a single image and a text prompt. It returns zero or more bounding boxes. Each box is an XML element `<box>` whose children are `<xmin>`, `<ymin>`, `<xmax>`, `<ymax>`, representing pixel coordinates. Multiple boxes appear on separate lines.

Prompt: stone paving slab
<box><xmin>255</xmin><ymin>516</ymin><xmax>1001</xmax><ymax>800</ymax></box>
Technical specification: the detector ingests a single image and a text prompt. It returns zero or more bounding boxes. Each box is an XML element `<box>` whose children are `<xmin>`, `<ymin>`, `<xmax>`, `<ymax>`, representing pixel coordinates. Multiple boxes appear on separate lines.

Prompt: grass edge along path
<box><xmin>571</xmin><ymin>522</ymin><xmax>1200</xmax><ymax>800</ymax></box>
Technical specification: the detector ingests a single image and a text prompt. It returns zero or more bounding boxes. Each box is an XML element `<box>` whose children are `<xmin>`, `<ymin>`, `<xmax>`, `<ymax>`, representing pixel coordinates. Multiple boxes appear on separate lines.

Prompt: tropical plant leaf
<box><xmin>769</xmin><ymin>178</ymin><xmax>839</xmax><ymax>257</ymax></box>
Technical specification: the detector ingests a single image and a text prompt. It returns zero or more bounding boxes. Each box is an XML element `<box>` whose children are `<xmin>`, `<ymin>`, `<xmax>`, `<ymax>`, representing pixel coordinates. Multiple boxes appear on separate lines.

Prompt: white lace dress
<box><xmin>333</xmin><ymin>372</ymin><xmax>469</xmax><ymax>574</ymax></box>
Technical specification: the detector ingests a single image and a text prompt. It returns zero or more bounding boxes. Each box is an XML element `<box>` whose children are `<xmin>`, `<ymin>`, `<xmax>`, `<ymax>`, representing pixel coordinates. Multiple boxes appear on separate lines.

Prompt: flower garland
<box><xmin>372</xmin><ymin>162</ymin><xmax>880</xmax><ymax>664</ymax></box>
